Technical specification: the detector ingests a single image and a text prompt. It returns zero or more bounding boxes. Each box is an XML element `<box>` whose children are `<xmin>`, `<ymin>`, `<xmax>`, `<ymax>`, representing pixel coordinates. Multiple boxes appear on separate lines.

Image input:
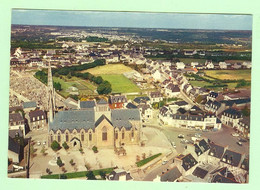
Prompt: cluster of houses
<box><xmin>154</xmin><ymin>138</ymin><xmax>249</xmax><ymax>183</ymax></box>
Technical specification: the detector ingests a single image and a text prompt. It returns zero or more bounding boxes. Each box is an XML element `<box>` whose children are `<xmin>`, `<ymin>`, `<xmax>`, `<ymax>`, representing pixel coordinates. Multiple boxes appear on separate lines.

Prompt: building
<box><xmin>48</xmin><ymin>100</ymin><xmax>142</xmax><ymax>149</ymax></box>
<box><xmin>23</xmin><ymin>101</ymin><xmax>37</xmax><ymax>112</ymax></box>
<box><xmin>106</xmin><ymin>169</ymin><xmax>133</xmax><ymax>181</ymax></box>
<box><xmin>221</xmin><ymin>108</ymin><xmax>243</xmax><ymax>127</ymax></box>
<box><xmin>165</xmin><ymin>83</ymin><xmax>180</xmax><ymax>98</ymax></box>
<box><xmin>28</xmin><ymin>110</ymin><xmax>47</xmax><ymax>130</ymax></box>
<box><xmin>153</xmin><ymin>166</ymin><xmax>182</xmax><ymax>182</ymax></box>
<box><xmin>8</xmin><ymin>136</ymin><xmax>21</xmax><ymax>164</ymax></box>
<box><xmin>138</xmin><ymin>103</ymin><xmax>153</xmax><ymax>120</ymax></box>
<box><xmin>9</xmin><ymin>113</ymin><xmax>25</xmax><ymax>136</ymax></box>
<box><xmin>236</xmin><ymin>117</ymin><xmax>250</xmax><ymax>139</ymax></box>
<box><xmin>149</xmin><ymin>91</ymin><xmax>163</xmax><ymax>104</ymax></box>
<box><xmin>108</xmin><ymin>95</ymin><xmax>127</xmax><ymax>109</ymax></box>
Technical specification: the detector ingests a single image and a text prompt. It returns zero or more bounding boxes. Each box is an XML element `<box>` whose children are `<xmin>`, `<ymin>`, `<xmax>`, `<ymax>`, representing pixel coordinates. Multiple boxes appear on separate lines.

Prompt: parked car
<box><xmin>42</xmin><ymin>141</ymin><xmax>46</xmax><ymax>145</ymax></box>
<box><xmin>178</xmin><ymin>134</ymin><xmax>184</xmax><ymax>138</ymax></box>
<box><xmin>162</xmin><ymin>160</ymin><xmax>168</xmax><ymax>165</ymax></box>
<box><xmin>237</xmin><ymin>141</ymin><xmax>242</xmax><ymax>146</ymax></box>
<box><xmin>195</xmin><ymin>133</ymin><xmax>202</xmax><ymax>138</ymax></box>
<box><xmin>232</xmin><ymin>133</ymin><xmax>239</xmax><ymax>137</ymax></box>
<box><xmin>239</xmin><ymin>138</ymin><xmax>247</xmax><ymax>142</ymax></box>
<box><xmin>37</xmin><ymin>141</ymin><xmax>41</xmax><ymax>146</ymax></box>
<box><xmin>171</xmin><ymin>142</ymin><xmax>176</xmax><ymax>148</ymax></box>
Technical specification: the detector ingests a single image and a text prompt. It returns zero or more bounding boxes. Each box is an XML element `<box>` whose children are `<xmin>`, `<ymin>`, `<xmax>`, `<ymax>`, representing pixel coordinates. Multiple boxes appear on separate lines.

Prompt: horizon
<box><xmin>12</xmin><ymin>9</ymin><xmax>252</xmax><ymax>31</ymax></box>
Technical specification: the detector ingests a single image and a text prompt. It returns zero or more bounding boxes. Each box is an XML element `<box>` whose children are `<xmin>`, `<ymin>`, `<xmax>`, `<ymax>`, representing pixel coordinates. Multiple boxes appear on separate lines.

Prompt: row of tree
<box><xmin>34</xmin><ymin>70</ymin><xmax>62</xmax><ymax>91</ymax></box>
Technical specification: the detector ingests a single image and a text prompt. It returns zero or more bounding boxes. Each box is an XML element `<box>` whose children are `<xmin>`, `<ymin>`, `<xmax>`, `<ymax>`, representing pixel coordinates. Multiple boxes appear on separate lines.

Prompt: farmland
<box><xmin>203</xmin><ymin>69</ymin><xmax>251</xmax><ymax>81</ymax></box>
<box><xmin>83</xmin><ymin>64</ymin><xmax>134</xmax><ymax>75</ymax></box>
<box><xmin>100</xmin><ymin>74</ymin><xmax>141</xmax><ymax>93</ymax></box>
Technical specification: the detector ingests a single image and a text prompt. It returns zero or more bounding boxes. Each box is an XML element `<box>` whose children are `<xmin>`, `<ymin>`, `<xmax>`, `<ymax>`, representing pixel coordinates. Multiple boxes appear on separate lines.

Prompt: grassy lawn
<box><xmin>127</xmin><ymin>94</ymin><xmax>145</xmax><ymax>100</ymax></box>
<box><xmin>204</xmin><ymin>69</ymin><xmax>251</xmax><ymax>81</ymax></box>
<box><xmin>41</xmin><ymin>168</ymin><xmax>114</xmax><ymax>179</ymax></box>
<box><xmin>53</xmin><ymin>76</ymin><xmax>97</xmax><ymax>97</ymax></box>
<box><xmin>100</xmin><ymin>74</ymin><xmax>141</xmax><ymax>93</ymax></box>
<box><xmin>136</xmin><ymin>153</ymin><xmax>162</xmax><ymax>167</ymax></box>
<box><xmin>82</xmin><ymin>64</ymin><xmax>134</xmax><ymax>75</ymax></box>
<box><xmin>190</xmin><ymin>80</ymin><xmax>212</xmax><ymax>88</ymax></box>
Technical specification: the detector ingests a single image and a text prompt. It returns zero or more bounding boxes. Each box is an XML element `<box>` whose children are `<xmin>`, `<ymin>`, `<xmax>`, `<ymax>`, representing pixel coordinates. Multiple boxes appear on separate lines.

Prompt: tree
<box><xmin>56</xmin><ymin>157</ymin><xmax>63</xmax><ymax>167</ymax></box>
<box><xmin>69</xmin><ymin>159</ymin><xmax>74</xmax><ymax>166</ymax></box>
<box><xmin>62</xmin><ymin>142</ymin><xmax>69</xmax><ymax>150</ymax></box>
<box><xmin>86</xmin><ymin>171</ymin><xmax>96</xmax><ymax>180</ymax></box>
<box><xmin>92</xmin><ymin>146</ymin><xmax>98</xmax><ymax>153</ymax></box>
<box><xmin>60</xmin><ymin>174</ymin><xmax>67</xmax><ymax>179</ymax></box>
<box><xmin>40</xmin><ymin>146</ymin><xmax>46</xmax><ymax>156</ymax></box>
<box><xmin>99</xmin><ymin>171</ymin><xmax>106</xmax><ymax>179</ymax></box>
<box><xmin>97</xmin><ymin>81</ymin><xmax>112</xmax><ymax>95</ymax></box>
<box><xmin>51</xmin><ymin>140</ymin><xmax>61</xmax><ymax>151</ymax></box>
<box><xmin>53</xmin><ymin>82</ymin><xmax>62</xmax><ymax>91</ymax></box>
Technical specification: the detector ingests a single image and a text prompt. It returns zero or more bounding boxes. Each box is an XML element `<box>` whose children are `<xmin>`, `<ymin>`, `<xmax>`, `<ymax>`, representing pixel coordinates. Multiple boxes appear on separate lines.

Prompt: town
<box><xmin>8</xmin><ymin>24</ymin><xmax>250</xmax><ymax>183</ymax></box>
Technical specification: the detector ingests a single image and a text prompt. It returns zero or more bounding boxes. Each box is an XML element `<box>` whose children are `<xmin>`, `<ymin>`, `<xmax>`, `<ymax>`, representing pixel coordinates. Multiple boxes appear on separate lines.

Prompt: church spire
<box><xmin>48</xmin><ymin>62</ymin><xmax>55</xmax><ymax>123</ymax></box>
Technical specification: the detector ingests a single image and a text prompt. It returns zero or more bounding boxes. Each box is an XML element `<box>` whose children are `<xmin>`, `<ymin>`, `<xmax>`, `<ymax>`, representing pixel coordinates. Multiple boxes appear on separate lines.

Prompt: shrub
<box><xmin>62</xmin><ymin>142</ymin><xmax>69</xmax><ymax>150</ymax></box>
<box><xmin>86</xmin><ymin>171</ymin><xmax>96</xmax><ymax>180</ymax></box>
<box><xmin>51</xmin><ymin>140</ymin><xmax>61</xmax><ymax>151</ymax></box>
<box><xmin>92</xmin><ymin>146</ymin><xmax>98</xmax><ymax>153</ymax></box>
<box><xmin>57</xmin><ymin>157</ymin><xmax>63</xmax><ymax>167</ymax></box>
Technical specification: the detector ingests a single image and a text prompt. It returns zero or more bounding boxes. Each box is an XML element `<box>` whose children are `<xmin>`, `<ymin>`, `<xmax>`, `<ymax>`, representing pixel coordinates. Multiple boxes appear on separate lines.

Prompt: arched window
<box><xmin>81</xmin><ymin>132</ymin><xmax>84</xmax><ymax>141</ymax></box>
<box><xmin>50</xmin><ymin>134</ymin><xmax>53</xmax><ymax>142</ymax></box>
<box><xmin>66</xmin><ymin>133</ymin><xmax>69</xmax><ymax>142</ymax></box>
<box><xmin>57</xmin><ymin>133</ymin><xmax>61</xmax><ymax>142</ymax></box>
<box><xmin>115</xmin><ymin>131</ymin><xmax>118</xmax><ymax>140</ymax></box>
<box><xmin>122</xmin><ymin>129</ymin><xmax>125</xmax><ymax>139</ymax></box>
<box><xmin>89</xmin><ymin>132</ymin><xmax>92</xmax><ymax>141</ymax></box>
<box><xmin>102</xmin><ymin>127</ymin><xmax>107</xmax><ymax>141</ymax></box>
<box><xmin>131</xmin><ymin>129</ymin><xmax>134</xmax><ymax>138</ymax></box>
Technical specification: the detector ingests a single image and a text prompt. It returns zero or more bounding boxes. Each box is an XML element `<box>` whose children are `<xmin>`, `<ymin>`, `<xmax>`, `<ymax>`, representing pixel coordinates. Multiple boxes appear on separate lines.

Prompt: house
<box><xmin>153</xmin><ymin>166</ymin><xmax>182</xmax><ymax>182</ymax></box>
<box><xmin>126</xmin><ymin>103</ymin><xmax>138</xmax><ymax>109</ymax></box>
<box><xmin>23</xmin><ymin>101</ymin><xmax>37</xmax><ymax>112</ymax></box>
<box><xmin>223</xmin><ymin>90</ymin><xmax>251</xmax><ymax>100</ymax></box>
<box><xmin>205</xmin><ymin>60</ymin><xmax>214</xmax><ymax>69</ymax></box>
<box><xmin>109</xmin><ymin>95</ymin><xmax>127</xmax><ymax>109</ymax></box>
<box><xmin>210</xmin><ymin>167</ymin><xmax>238</xmax><ymax>183</ymax></box>
<box><xmin>235</xmin><ymin>117</ymin><xmax>250</xmax><ymax>139</ymax></box>
<box><xmin>165</xmin><ymin>83</ymin><xmax>180</xmax><ymax>98</ymax></box>
<box><xmin>176</xmin><ymin>62</ymin><xmax>185</xmax><ymax>70</ymax></box>
<box><xmin>191</xmin><ymin>62</ymin><xmax>199</xmax><ymax>67</ymax></box>
<box><xmin>28</xmin><ymin>110</ymin><xmax>47</xmax><ymax>130</ymax></box>
<box><xmin>152</xmin><ymin>70</ymin><xmax>162</xmax><ymax>81</ymax></box>
<box><xmin>149</xmin><ymin>91</ymin><xmax>163</xmax><ymax>104</ymax></box>
<box><xmin>173</xmin><ymin>101</ymin><xmax>190</xmax><ymax>110</ymax></box>
<box><xmin>204</xmin><ymin>100</ymin><xmax>226</xmax><ymax>115</ymax></box>
<box><xmin>221</xmin><ymin>149</ymin><xmax>244</xmax><ymax>167</ymax></box>
<box><xmin>106</xmin><ymin>169</ymin><xmax>133</xmax><ymax>181</ymax></box>
<box><xmin>133</xmin><ymin>96</ymin><xmax>150</xmax><ymax>105</ymax></box>
<box><xmin>242</xmin><ymin>62</ymin><xmax>251</xmax><ymax>69</ymax></box>
<box><xmin>79</xmin><ymin>100</ymin><xmax>96</xmax><ymax>110</ymax></box>
<box><xmin>221</xmin><ymin>108</ymin><xmax>243</xmax><ymax>127</ymax></box>
<box><xmin>183</xmin><ymin>84</ymin><xmax>193</xmax><ymax>94</ymax></box>
<box><xmin>219</xmin><ymin>62</ymin><xmax>227</xmax><ymax>69</ymax></box>
<box><xmin>174</xmin><ymin>153</ymin><xmax>198</xmax><ymax>176</ymax></box>
<box><xmin>138</xmin><ymin>104</ymin><xmax>153</xmax><ymax>120</ymax></box>
<box><xmin>9</xmin><ymin>113</ymin><xmax>25</xmax><ymax>137</ymax></box>
<box><xmin>208</xmin><ymin>142</ymin><xmax>227</xmax><ymax>164</ymax></box>
<box><xmin>8</xmin><ymin>136</ymin><xmax>21</xmax><ymax>164</ymax></box>
<box><xmin>207</xmin><ymin>91</ymin><xmax>219</xmax><ymax>102</ymax></box>
<box><xmin>232</xmin><ymin>63</ymin><xmax>242</xmax><ymax>69</ymax></box>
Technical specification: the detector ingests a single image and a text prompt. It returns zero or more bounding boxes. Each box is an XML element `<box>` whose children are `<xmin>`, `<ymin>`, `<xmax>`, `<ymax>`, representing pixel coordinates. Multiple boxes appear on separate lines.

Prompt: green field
<box><xmin>180</xmin><ymin>58</ymin><xmax>207</xmax><ymax>64</ymax></box>
<box><xmin>189</xmin><ymin>80</ymin><xmax>212</xmax><ymax>87</ymax></box>
<box><xmin>100</xmin><ymin>74</ymin><xmax>141</xmax><ymax>93</ymax></box>
<box><xmin>83</xmin><ymin>64</ymin><xmax>134</xmax><ymax>75</ymax></box>
<box><xmin>204</xmin><ymin>69</ymin><xmax>251</xmax><ymax>81</ymax></box>
<box><xmin>53</xmin><ymin>76</ymin><xmax>97</xmax><ymax>97</ymax></box>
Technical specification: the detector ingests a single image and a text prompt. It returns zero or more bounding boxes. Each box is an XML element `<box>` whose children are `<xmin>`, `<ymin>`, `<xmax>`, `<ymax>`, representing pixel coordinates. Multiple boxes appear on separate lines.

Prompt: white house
<box><xmin>219</xmin><ymin>62</ymin><xmax>227</xmax><ymax>69</ymax></box>
<box><xmin>149</xmin><ymin>91</ymin><xmax>163</xmax><ymax>104</ymax></box>
<box><xmin>220</xmin><ymin>108</ymin><xmax>243</xmax><ymax>127</ymax></box>
<box><xmin>176</xmin><ymin>62</ymin><xmax>185</xmax><ymax>70</ymax></box>
<box><xmin>152</xmin><ymin>70</ymin><xmax>162</xmax><ymax>81</ymax></box>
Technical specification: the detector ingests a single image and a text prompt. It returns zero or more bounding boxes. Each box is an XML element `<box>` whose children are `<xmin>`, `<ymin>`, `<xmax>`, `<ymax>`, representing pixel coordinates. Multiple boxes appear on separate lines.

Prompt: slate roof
<box><xmin>181</xmin><ymin>154</ymin><xmax>198</xmax><ymax>171</ymax></box>
<box><xmin>209</xmin><ymin>92</ymin><xmax>218</xmax><ymax>98</ymax></box>
<box><xmin>9</xmin><ymin>113</ymin><xmax>24</xmax><ymax>123</ymax></box>
<box><xmin>95</xmin><ymin>115</ymin><xmax>113</xmax><ymax>127</ymax></box>
<box><xmin>240</xmin><ymin>156</ymin><xmax>249</xmax><ymax>171</ymax></box>
<box><xmin>109</xmin><ymin>95</ymin><xmax>127</xmax><ymax>104</ymax></box>
<box><xmin>97</xmin><ymin>99</ymin><xmax>108</xmax><ymax>105</ymax></box>
<box><xmin>8</xmin><ymin>136</ymin><xmax>20</xmax><ymax>154</ymax></box>
<box><xmin>80</xmin><ymin>101</ymin><xmax>96</xmax><ymax>109</ymax></box>
<box><xmin>161</xmin><ymin>167</ymin><xmax>182</xmax><ymax>182</ymax></box>
<box><xmin>126</xmin><ymin>103</ymin><xmax>138</xmax><ymax>109</ymax></box>
<box><xmin>49</xmin><ymin>110</ymin><xmax>95</xmax><ymax>132</ymax></box>
<box><xmin>221</xmin><ymin>98</ymin><xmax>250</xmax><ymax>107</ymax></box>
<box><xmin>222</xmin><ymin>108</ymin><xmax>242</xmax><ymax>118</ymax></box>
<box><xmin>107</xmin><ymin>169</ymin><xmax>133</xmax><ymax>181</ymax></box>
<box><xmin>9</xmin><ymin>106</ymin><xmax>23</xmax><ymax>113</ymax></box>
<box><xmin>23</xmin><ymin>101</ymin><xmax>37</xmax><ymax>109</ymax></box>
<box><xmin>177</xmin><ymin>108</ymin><xmax>187</xmax><ymax>114</ymax></box>
<box><xmin>195</xmin><ymin>144</ymin><xmax>203</xmax><ymax>156</ymax></box>
<box><xmin>166</xmin><ymin>83</ymin><xmax>180</xmax><ymax>92</ymax></box>
<box><xmin>221</xmin><ymin>149</ymin><xmax>242</xmax><ymax>167</ymax></box>
<box><xmin>9</xmin><ymin>129</ymin><xmax>23</xmax><ymax>138</ymax></box>
<box><xmin>172</xmin><ymin>114</ymin><xmax>204</xmax><ymax>121</ymax></box>
<box><xmin>150</xmin><ymin>91</ymin><xmax>163</xmax><ymax>98</ymax></box>
<box><xmin>192</xmin><ymin>167</ymin><xmax>208</xmax><ymax>179</ymax></box>
<box><xmin>138</xmin><ymin>104</ymin><xmax>151</xmax><ymax>114</ymax></box>
<box><xmin>174</xmin><ymin>101</ymin><xmax>188</xmax><ymax>106</ymax></box>
<box><xmin>111</xmin><ymin>109</ymin><xmax>140</xmax><ymax>121</ymax></box>
<box><xmin>29</xmin><ymin>110</ymin><xmax>46</xmax><ymax>122</ymax></box>
<box><xmin>198</xmin><ymin>139</ymin><xmax>210</xmax><ymax>152</ymax></box>
<box><xmin>211</xmin><ymin>167</ymin><xmax>238</xmax><ymax>183</ymax></box>
<box><xmin>160</xmin><ymin>106</ymin><xmax>169</xmax><ymax>116</ymax></box>
<box><xmin>133</xmin><ymin>97</ymin><xmax>150</xmax><ymax>104</ymax></box>
<box><xmin>208</xmin><ymin>142</ymin><xmax>225</xmax><ymax>159</ymax></box>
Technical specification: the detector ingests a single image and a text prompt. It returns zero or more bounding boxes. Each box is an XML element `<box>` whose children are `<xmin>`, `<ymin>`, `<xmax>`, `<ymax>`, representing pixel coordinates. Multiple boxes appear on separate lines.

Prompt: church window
<box><xmin>89</xmin><ymin>132</ymin><xmax>92</xmax><ymax>141</ymax></box>
<box><xmin>81</xmin><ymin>132</ymin><xmax>84</xmax><ymax>141</ymax></box>
<box><xmin>122</xmin><ymin>130</ymin><xmax>125</xmax><ymax>139</ymax></box>
<box><xmin>131</xmin><ymin>129</ymin><xmax>134</xmax><ymax>138</ymax></box>
<box><xmin>50</xmin><ymin>134</ymin><xmax>53</xmax><ymax>142</ymax></box>
<box><xmin>66</xmin><ymin>133</ymin><xmax>69</xmax><ymax>142</ymax></box>
<box><xmin>115</xmin><ymin>131</ymin><xmax>118</xmax><ymax>139</ymax></box>
<box><xmin>102</xmin><ymin>127</ymin><xmax>107</xmax><ymax>141</ymax></box>
<box><xmin>57</xmin><ymin>133</ymin><xmax>61</xmax><ymax>142</ymax></box>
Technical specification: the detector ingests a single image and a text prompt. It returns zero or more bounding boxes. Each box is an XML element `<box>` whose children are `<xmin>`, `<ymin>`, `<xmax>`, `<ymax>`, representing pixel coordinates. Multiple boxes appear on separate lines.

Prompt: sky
<box><xmin>11</xmin><ymin>9</ymin><xmax>252</xmax><ymax>30</ymax></box>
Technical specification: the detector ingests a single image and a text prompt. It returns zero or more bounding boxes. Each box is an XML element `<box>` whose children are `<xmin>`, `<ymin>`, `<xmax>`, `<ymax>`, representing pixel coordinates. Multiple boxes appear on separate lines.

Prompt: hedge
<box><xmin>136</xmin><ymin>153</ymin><xmax>162</xmax><ymax>167</ymax></box>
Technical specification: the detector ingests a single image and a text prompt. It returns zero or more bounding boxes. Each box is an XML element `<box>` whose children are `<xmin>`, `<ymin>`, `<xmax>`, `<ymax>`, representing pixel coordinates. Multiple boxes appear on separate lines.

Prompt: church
<box><xmin>48</xmin><ymin>99</ymin><xmax>142</xmax><ymax>149</ymax></box>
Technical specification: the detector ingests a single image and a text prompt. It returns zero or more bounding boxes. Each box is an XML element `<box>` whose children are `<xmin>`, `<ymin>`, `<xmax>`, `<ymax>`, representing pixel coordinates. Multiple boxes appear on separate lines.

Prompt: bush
<box><xmin>92</xmin><ymin>146</ymin><xmax>98</xmax><ymax>153</ymax></box>
<box><xmin>62</xmin><ymin>142</ymin><xmax>69</xmax><ymax>150</ymax></box>
<box><xmin>136</xmin><ymin>153</ymin><xmax>162</xmax><ymax>167</ymax></box>
<box><xmin>51</xmin><ymin>140</ymin><xmax>61</xmax><ymax>151</ymax></box>
<box><xmin>57</xmin><ymin>157</ymin><xmax>63</xmax><ymax>167</ymax></box>
<box><xmin>60</xmin><ymin>174</ymin><xmax>67</xmax><ymax>179</ymax></box>
<box><xmin>86</xmin><ymin>171</ymin><xmax>96</xmax><ymax>180</ymax></box>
